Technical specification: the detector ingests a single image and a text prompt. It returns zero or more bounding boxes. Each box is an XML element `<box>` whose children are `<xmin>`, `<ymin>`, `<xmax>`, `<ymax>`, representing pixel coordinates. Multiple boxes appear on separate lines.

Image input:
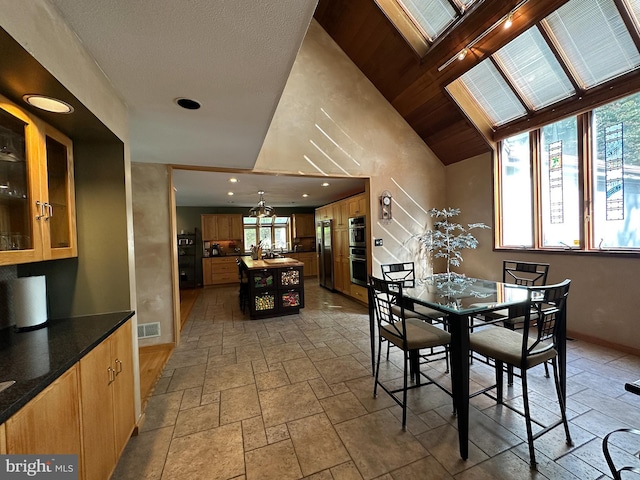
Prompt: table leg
<box><xmin>369</xmin><ymin>296</ymin><xmax>376</xmax><ymax>375</ymax></box>
<box><xmin>558</xmin><ymin>307</ymin><xmax>567</xmax><ymax>401</ymax></box>
<box><xmin>448</xmin><ymin>313</ymin><xmax>469</xmax><ymax>460</ymax></box>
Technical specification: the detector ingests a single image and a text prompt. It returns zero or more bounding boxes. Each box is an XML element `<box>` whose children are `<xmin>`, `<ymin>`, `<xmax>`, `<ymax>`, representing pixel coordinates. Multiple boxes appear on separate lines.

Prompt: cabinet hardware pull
<box><xmin>36</xmin><ymin>201</ymin><xmax>46</xmax><ymax>220</ymax></box>
<box><xmin>107</xmin><ymin>366</ymin><xmax>115</xmax><ymax>385</ymax></box>
<box><xmin>115</xmin><ymin>358</ymin><xmax>123</xmax><ymax>375</ymax></box>
<box><xmin>46</xmin><ymin>202</ymin><xmax>53</xmax><ymax>220</ymax></box>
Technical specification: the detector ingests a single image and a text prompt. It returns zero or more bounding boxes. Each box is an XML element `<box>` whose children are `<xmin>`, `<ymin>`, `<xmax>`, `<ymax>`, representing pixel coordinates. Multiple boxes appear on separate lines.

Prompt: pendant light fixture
<box><xmin>248</xmin><ymin>190</ymin><xmax>275</xmax><ymax>218</ymax></box>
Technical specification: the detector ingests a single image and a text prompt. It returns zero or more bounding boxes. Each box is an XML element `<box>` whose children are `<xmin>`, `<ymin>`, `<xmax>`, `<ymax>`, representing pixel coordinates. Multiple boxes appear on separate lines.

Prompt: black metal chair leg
<box><xmin>551</xmin><ymin>358</ymin><xmax>573</xmax><ymax>445</ymax></box>
<box><xmin>495</xmin><ymin>359</ymin><xmax>504</xmax><ymax>404</ymax></box>
<box><xmin>521</xmin><ymin>371</ymin><xmax>537</xmax><ymax>470</ymax></box>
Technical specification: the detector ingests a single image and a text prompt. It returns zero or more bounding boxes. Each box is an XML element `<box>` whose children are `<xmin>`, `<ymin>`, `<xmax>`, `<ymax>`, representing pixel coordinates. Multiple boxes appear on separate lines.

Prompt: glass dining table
<box><xmin>367</xmin><ymin>274</ymin><xmax>569</xmax><ymax>461</ymax></box>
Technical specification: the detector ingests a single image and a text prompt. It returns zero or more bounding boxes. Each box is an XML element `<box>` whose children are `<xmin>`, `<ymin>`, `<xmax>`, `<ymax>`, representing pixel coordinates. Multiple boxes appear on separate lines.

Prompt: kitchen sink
<box><xmin>0</xmin><ymin>380</ymin><xmax>15</xmax><ymax>393</ymax></box>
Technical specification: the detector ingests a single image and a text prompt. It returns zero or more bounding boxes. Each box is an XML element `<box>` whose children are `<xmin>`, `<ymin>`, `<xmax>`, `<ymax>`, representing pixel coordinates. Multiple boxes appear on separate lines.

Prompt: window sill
<box><xmin>494</xmin><ymin>247</ymin><xmax>640</xmax><ymax>258</ymax></box>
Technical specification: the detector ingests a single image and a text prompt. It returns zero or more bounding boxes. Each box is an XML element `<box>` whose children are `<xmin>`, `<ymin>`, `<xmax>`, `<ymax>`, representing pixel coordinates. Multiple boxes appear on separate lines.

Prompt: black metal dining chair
<box><xmin>602</xmin><ymin>428</ymin><xmax>640</xmax><ymax>479</ymax></box>
<box><xmin>469</xmin><ymin>279</ymin><xmax>573</xmax><ymax>469</ymax></box>
<box><xmin>381</xmin><ymin>262</ymin><xmax>443</xmax><ymax>320</ymax></box>
<box><xmin>236</xmin><ymin>258</ymin><xmax>249</xmax><ymax>313</ymax></box>
<box><xmin>472</xmin><ymin>260</ymin><xmax>551</xmax><ymax>383</ymax></box>
<box><xmin>474</xmin><ymin>260</ymin><xmax>550</xmax><ymax>324</ymax></box>
<box><xmin>369</xmin><ymin>275</ymin><xmax>452</xmax><ymax>429</ymax></box>
<box><xmin>381</xmin><ymin>262</ymin><xmax>449</xmax><ymax>371</ymax></box>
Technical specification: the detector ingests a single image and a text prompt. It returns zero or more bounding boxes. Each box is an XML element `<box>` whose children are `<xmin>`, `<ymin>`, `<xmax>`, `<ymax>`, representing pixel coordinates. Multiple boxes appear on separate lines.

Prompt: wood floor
<box><xmin>138</xmin><ymin>343</ymin><xmax>173</xmax><ymax>409</ymax></box>
<box><xmin>179</xmin><ymin>287</ymin><xmax>200</xmax><ymax>330</ymax></box>
<box><xmin>138</xmin><ymin>288</ymin><xmax>202</xmax><ymax>409</ymax></box>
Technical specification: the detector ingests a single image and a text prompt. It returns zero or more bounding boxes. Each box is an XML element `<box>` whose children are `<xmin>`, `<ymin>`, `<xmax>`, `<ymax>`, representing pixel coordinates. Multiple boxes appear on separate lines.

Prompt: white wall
<box><xmin>255</xmin><ymin>20</ymin><xmax>446</xmax><ymax>278</ymax></box>
<box><xmin>131</xmin><ymin>163</ymin><xmax>174</xmax><ymax>346</ymax></box>
<box><xmin>130</xmin><ymin>19</ymin><xmax>447</xmax><ymax>346</ymax></box>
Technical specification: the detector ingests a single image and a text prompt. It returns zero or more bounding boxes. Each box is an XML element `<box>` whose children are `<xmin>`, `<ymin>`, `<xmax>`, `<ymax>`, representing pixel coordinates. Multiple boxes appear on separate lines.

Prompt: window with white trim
<box><xmin>243</xmin><ymin>216</ymin><xmax>291</xmax><ymax>252</ymax></box>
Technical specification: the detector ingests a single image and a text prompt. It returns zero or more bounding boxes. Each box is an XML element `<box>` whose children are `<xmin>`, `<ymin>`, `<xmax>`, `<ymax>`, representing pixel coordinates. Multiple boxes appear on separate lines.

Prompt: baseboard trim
<box><xmin>568</xmin><ymin>330</ymin><xmax>640</xmax><ymax>357</ymax></box>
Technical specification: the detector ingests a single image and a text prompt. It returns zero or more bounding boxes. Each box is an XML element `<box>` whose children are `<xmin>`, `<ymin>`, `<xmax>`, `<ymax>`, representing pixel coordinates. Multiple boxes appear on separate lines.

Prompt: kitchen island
<box><xmin>241</xmin><ymin>257</ymin><xmax>305</xmax><ymax>319</ymax></box>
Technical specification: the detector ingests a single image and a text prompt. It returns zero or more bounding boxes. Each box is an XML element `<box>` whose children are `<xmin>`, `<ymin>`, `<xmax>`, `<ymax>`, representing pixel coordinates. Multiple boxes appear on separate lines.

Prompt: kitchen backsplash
<box><xmin>0</xmin><ymin>265</ymin><xmax>17</xmax><ymax>330</ymax></box>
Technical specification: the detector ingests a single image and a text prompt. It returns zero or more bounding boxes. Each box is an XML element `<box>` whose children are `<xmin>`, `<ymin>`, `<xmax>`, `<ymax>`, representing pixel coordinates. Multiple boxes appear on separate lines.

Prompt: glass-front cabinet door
<box><xmin>0</xmin><ymin>100</ymin><xmax>41</xmax><ymax>264</ymax></box>
<box><xmin>43</xmin><ymin>125</ymin><xmax>76</xmax><ymax>260</ymax></box>
<box><xmin>0</xmin><ymin>95</ymin><xmax>76</xmax><ymax>266</ymax></box>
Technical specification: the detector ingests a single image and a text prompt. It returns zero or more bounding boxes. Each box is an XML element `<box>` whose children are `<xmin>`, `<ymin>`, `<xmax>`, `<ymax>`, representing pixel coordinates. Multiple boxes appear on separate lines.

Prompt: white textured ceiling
<box><xmin>173</xmin><ymin>170</ymin><xmax>366</xmax><ymax>208</ymax></box>
<box><xmin>48</xmin><ymin>0</ymin><xmax>361</xmax><ymax>207</ymax></box>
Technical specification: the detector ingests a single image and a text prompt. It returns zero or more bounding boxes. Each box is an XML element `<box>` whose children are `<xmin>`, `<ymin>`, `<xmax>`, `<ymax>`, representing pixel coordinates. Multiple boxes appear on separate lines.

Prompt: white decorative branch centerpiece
<box><xmin>413</xmin><ymin>207</ymin><xmax>490</xmax><ymax>283</ymax></box>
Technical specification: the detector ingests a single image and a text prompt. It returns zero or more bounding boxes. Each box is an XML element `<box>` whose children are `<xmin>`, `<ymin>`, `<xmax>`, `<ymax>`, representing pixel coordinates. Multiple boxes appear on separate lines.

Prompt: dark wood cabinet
<box><xmin>246</xmin><ymin>263</ymin><xmax>304</xmax><ymax>319</ymax></box>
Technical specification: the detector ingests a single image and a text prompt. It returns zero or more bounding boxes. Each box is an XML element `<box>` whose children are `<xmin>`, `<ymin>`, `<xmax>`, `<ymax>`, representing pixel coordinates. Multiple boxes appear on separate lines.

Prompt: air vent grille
<box><xmin>137</xmin><ymin>322</ymin><xmax>161</xmax><ymax>339</ymax></box>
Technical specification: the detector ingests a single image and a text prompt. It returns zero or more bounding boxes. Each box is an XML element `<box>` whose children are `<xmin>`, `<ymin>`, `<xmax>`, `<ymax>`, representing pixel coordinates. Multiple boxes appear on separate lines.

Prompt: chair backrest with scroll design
<box><xmin>368</xmin><ymin>275</ymin><xmax>410</xmax><ymax>350</ymax></box>
<box><xmin>381</xmin><ymin>262</ymin><xmax>416</xmax><ymax>288</ymax></box>
<box><xmin>503</xmin><ymin>260</ymin><xmax>550</xmax><ymax>286</ymax></box>
<box><xmin>520</xmin><ymin>279</ymin><xmax>571</xmax><ymax>361</ymax></box>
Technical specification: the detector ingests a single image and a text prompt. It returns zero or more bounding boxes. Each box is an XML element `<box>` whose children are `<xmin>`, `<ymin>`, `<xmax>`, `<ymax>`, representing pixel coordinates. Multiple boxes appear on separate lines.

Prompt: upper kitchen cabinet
<box><xmin>0</xmin><ymin>95</ymin><xmax>76</xmax><ymax>266</ymax></box>
<box><xmin>292</xmin><ymin>214</ymin><xmax>315</xmax><ymax>238</ymax></box>
<box><xmin>348</xmin><ymin>193</ymin><xmax>367</xmax><ymax>218</ymax></box>
<box><xmin>201</xmin><ymin>214</ymin><xmax>242</xmax><ymax>242</ymax></box>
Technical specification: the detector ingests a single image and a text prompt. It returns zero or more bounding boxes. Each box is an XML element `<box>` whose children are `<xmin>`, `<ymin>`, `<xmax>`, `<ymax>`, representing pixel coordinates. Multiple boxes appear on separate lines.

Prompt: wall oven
<box><xmin>348</xmin><ymin>216</ymin><xmax>366</xmax><ymax>247</ymax></box>
<box><xmin>349</xmin><ymin>247</ymin><xmax>367</xmax><ymax>287</ymax></box>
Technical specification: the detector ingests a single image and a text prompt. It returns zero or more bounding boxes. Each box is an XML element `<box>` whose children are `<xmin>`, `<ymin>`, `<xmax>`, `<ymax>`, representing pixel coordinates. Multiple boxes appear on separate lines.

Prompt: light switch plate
<box><xmin>374</xmin><ymin>238</ymin><xmax>383</xmax><ymax>246</ymax></box>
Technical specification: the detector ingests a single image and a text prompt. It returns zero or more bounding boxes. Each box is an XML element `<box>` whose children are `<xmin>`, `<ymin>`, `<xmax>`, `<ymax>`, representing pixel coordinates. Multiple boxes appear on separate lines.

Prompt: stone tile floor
<box><xmin>113</xmin><ymin>280</ymin><xmax>640</xmax><ymax>479</ymax></box>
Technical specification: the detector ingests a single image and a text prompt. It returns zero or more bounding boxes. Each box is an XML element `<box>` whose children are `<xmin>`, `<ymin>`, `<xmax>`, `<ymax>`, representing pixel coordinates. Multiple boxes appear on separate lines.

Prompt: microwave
<box><xmin>348</xmin><ymin>216</ymin><xmax>366</xmax><ymax>247</ymax></box>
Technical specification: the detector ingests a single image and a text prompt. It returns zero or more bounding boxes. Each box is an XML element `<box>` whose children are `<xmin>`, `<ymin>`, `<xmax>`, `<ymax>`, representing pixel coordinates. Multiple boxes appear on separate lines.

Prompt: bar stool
<box><xmin>236</xmin><ymin>258</ymin><xmax>249</xmax><ymax>313</ymax></box>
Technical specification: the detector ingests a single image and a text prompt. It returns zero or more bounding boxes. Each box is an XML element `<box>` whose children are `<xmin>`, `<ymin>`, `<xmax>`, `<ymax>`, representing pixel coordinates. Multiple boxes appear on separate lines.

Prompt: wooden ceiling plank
<box><xmin>314</xmin><ymin>0</ymin><xmax>570</xmax><ymax>164</ymax></box>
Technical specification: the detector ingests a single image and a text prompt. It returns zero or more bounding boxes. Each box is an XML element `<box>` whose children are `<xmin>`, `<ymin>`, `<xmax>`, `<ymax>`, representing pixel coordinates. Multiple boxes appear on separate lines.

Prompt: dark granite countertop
<box><xmin>0</xmin><ymin>311</ymin><xmax>135</xmax><ymax>424</ymax></box>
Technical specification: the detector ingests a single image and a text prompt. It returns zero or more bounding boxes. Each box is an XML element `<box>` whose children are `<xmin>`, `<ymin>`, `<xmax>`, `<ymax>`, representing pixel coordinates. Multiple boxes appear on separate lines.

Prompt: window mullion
<box><xmin>536</xmin><ymin>23</ymin><xmax>584</xmax><ymax>96</ymax></box>
<box><xmin>494</xmin><ymin>146</ymin><xmax>504</xmax><ymax>249</ymax></box>
<box><xmin>613</xmin><ymin>0</ymin><xmax>640</xmax><ymax>53</ymax></box>
<box><xmin>578</xmin><ymin>111</ymin><xmax>593</xmax><ymax>250</ymax></box>
<box><xmin>490</xmin><ymin>56</ymin><xmax>534</xmax><ymax>115</ymax></box>
<box><xmin>530</xmin><ymin>129</ymin><xmax>543</xmax><ymax>249</ymax></box>
<box><xmin>446</xmin><ymin>0</ymin><xmax>462</xmax><ymax>15</ymax></box>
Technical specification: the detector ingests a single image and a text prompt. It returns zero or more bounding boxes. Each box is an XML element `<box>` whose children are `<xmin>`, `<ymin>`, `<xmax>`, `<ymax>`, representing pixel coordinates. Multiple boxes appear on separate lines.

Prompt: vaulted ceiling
<box><xmin>313</xmin><ymin>0</ymin><xmax>570</xmax><ymax>165</ymax></box>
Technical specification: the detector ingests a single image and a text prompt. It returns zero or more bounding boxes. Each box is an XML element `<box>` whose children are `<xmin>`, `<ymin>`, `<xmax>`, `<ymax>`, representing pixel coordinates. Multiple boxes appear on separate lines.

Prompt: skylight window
<box><xmin>459</xmin><ymin>61</ymin><xmax>527</xmax><ymax>126</ymax></box>
<box><xmin>542</xmin><ymin>0</ymin><xmax>640</xmax><ymax>89</ymax></box>
<box><xmin>493</xmin><ymin>28</ymin><xmax>575</xmax><ymax>110</ymax></box>
<box><xmin>626</xmin><ymin>0</ymin><xmax>640</xmax><ymax>24</ymax></box>
<box><xmin>449</xmin><ymin>0</ymin><xmax>640</xmax><ymax>131</ymax></box>
<box><xmin>397</xmin><ymin>0</ymin><xmax>457</xmax><ymax>42</ymax></box>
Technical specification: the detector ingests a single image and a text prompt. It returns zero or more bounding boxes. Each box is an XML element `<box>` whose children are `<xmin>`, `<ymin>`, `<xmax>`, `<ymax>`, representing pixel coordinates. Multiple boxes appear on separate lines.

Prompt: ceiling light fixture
<box><xmin>23</xmin><ymin>95</ymin><xmax>73</xmax><ymax>114</ymax></box>
<box><xmin>248</xmin><ymin>191</ymin><xmax>275</xmax><ymax>218</ymax></box>
<box><xmin>504</xmin><ymin>12</ymin><xmax>513</xmax><ymax>29</ymax></box>
<box><xmin>437</xmin><ymin>0</ymin><xmax>530</xmax><ymax>72</ymax></box>
<box><xmin>229</xmin><ymin>178</ymin><xmax>238</xmax><ymax>183</ymax></box>
<box><xmin>321</xmin><ymin>182</ymin><xmax>330</xmax><ymax>187</ymax></box>
<box><xmin>227</xmin><ymin>192</ymin><xmax>234</xmax><ymax>196</ymax></box>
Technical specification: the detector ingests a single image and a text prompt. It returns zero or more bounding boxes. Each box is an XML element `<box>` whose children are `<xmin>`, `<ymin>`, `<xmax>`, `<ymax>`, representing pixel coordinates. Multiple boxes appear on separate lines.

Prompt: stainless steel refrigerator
<box><xmin>317</xmin><ymin>220</ymin><xmax>334</xmax><ymax>290</ymax></box>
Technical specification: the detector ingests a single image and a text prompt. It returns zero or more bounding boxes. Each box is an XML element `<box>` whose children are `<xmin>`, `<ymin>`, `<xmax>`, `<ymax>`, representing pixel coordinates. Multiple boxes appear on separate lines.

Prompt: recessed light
<box><xmin>302</xmin><ymin>193</ymin><xmax>309</xmax><ymax>198</ymax></box>
<box><xmin>227</xmin><ymin>192</ymin><xmax>234</xmax><ymax>196</ymax></box>
<box><xmin>229</xmin><ymin>178</ymin><xmax>238</xmax><ymax>183</ymax></box>
<box><xmin>23</xmin><ymin>95</ymin><xmax>73</xmax><ymax>114</ymax></box>
<box><xmin>175</xmin><ymin>98</ymin><xmax>201</xmax><ymax>110</ymax></box>
<box><xmin>321</xmin><ymin>182</ymin><xmax>330</xmax><ymax>187</ymax></box>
